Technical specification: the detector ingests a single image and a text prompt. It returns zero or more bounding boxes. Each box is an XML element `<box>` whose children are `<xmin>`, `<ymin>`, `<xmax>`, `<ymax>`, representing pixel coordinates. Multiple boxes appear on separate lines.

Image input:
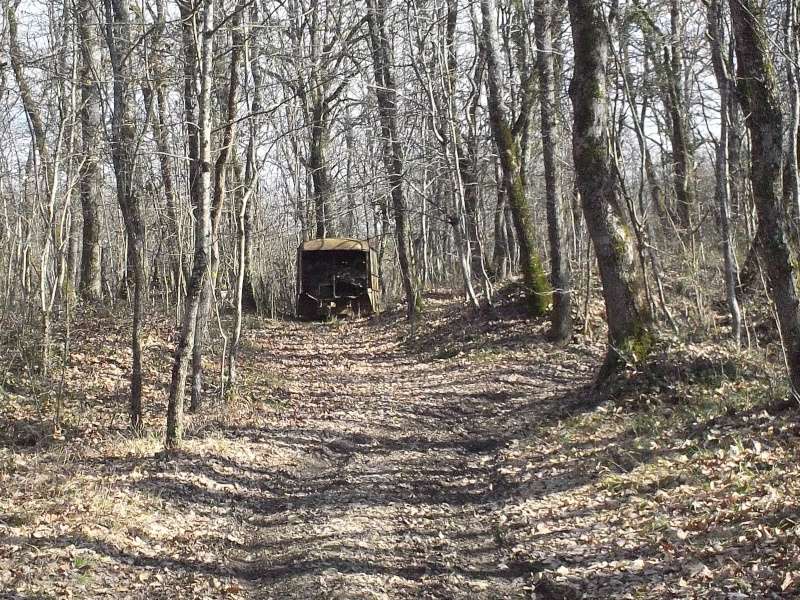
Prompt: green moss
<box><xmin>590</xmin><ymin>77</ymin><xmax>605</xmax><ymax>100</ymax></box>
<box><xmin>525</xmin><ymin>254</ymin><xmax>553</xmax><ymax>317</ymax></box>
<box><xmin>619</xmin><ymin>323</ymin><xmax>655</xmax><ymax>364</ymax></box>
<box><xmin>414</xmin><ymin>292</ymin><xmax>425</xmax><ymax>314</ymax></box>
<box><xmin>499</xmin><ymin>123</ymin><xmax>517</xmax><ymax>167</ymax></box>
<box><xmin>612</xmin><ymin>219</ymin><xmax>631</xmax><ymax>248</ymax></box>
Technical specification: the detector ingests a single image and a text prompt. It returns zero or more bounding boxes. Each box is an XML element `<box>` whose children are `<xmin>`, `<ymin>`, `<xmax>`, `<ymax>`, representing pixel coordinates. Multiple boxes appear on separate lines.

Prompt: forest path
<box><xmin>4</xmin><ymin>295</ymin><xmax>796</xmax><ymax>599</ymax></box>
<box><xmin>227</xmin><ymin>301</ymin><xmax>596</xmax><ymax>599</ymax></box>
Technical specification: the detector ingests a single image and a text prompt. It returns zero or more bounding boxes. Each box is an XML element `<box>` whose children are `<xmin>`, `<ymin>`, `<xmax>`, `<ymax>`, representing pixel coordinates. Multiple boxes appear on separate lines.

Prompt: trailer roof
<box><xmin>300</xmin><ymin>238</ymin><xmax>373</xmax><ymax>252</ymax></box>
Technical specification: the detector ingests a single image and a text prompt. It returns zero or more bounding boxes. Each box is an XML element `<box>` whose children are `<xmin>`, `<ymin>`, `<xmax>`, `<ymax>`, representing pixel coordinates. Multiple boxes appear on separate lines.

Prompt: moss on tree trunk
<box><xmin>568</xmin><ymin>0</ymin><xmax>653</xmax><ymax>374</ymax></box>
<box><xmin>482</xmin><ymin>0</ymin><xmax>552</xmax><ymax>317</ymax></box>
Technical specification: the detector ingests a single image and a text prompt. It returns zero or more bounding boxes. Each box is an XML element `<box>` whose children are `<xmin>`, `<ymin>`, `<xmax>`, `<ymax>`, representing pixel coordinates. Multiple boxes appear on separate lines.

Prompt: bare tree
<box><xmin>189</xmin><ymin>0</ymin><xmax>246</xmax><ymax>411</ymax></box>
<box><xmin>705</xmin><ymin>0</ymin><xmax>741</xmax><ymax>345</ymax></box>
<box><xmin>481</xmin><ymin>0</ymin><xmax>551</xmax><ymax>317</ymax></box>
<box><xmin>630</xmin><ymin>0</ymin><xmax>695</xmax><ymax>232</ymax></box>
<box><xmin>664</xmin><ymin>0</ymin><xmax>695</xmax><ymax>230</ymax></box>
<box><xmin>166</xmin><ymin>0</ymin><xmax>214</xmax><ymax>448</ymax></box>
<box><xmin>409</xmin><ymin>0</ymin><xmax>482</xmax><ymax>307</ymax></box>
<box><xmin>105</xmin><ymin>0</ymin><xmax>147</xmax><ymax>432</ymax></box>
<box><xmin>282</xmin><ymin>0</ymin><xmax>365</xmax><ymax>239</ymax></box>
<box><xmin>534</xmin><ymin>0</ymin><xmax>572</xmax><ymax>342</ymax></box>
<box><xmin>729</xmin><ymin>0</ymin><xmax>800</xmax><ymax>397</ymax></box>
<box><xmin>7</xmin><ymin>0</ymin><xmax>57</xmax><ymax>369</ymax></box>
<box><xmin>142</xmin><ymin>0</ymin><xmax>185</xmax><ymax>301</ymax></box>
<box><xmin>229</xmin><ymin>0</ymin><xmax>265</xmax><ymax>388</ymax></box>
<box><xmin>366</xmin><ymin>0</ymin><xmax>418</xmax><ymax>320</ymax></box>
<box><xmin>76</xmin><ymin>0</ymin><xmax>103</xmax><ymax>301</ymax></box>
<box><xmin>567</xmin><ymin>0</ymin><xmax>652</xmax><ymax>375</ymax></box>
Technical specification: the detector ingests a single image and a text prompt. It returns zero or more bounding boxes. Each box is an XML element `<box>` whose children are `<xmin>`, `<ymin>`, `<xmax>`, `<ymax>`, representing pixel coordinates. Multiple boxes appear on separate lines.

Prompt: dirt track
<box><xmin>6</xmin><ymin>296</ymin><xmax>795</xmax><ymax>599</ymax></box>
<box><xmin>221</xmin><ymin>303</ymin><xmax>595</xmax><ymax>598</ymax></box>
<box><xmin>1</xmin><ymin>296</ymin><xmax>598</xmax><ymax>599</ymax></box>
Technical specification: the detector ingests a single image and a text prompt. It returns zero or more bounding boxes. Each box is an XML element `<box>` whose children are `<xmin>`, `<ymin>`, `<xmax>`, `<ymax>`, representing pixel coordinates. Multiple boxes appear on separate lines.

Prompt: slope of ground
<box><xmin>1</xmin><ymin>291</ymin><xmax>798</xmax><ymax>598</ymax></box>
<box><xmin>494</xmin><ymin>340</ymin><xmax>800</xmax><ymax>599</ymax></box>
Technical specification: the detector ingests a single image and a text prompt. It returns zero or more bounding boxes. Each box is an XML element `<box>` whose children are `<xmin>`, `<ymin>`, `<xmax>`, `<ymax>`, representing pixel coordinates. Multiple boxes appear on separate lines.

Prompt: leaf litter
<box><xmin>1</xmin><ymin>292</ymin><xmax>798</xmax><ymax>598</ymax></box>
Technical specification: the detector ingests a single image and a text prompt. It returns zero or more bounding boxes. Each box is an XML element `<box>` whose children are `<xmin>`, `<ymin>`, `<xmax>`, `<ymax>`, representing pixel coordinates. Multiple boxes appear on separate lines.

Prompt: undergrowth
<box><xmin>497</xmin><ymin>332</ymin><xmax>800</xmax><ymax>598</ymax></box>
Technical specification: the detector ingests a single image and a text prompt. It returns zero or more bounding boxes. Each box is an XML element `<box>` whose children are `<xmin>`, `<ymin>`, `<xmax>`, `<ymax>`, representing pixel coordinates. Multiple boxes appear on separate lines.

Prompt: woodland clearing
<box><xmin>1</xmin><ymin>291</ymin><xmax>799</xmax><ymax>599</ymax></box>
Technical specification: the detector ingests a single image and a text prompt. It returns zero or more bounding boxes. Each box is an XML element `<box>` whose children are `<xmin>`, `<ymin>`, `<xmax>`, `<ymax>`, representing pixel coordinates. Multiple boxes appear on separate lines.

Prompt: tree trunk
<box><xmin>785</xmin><ymin>0</ymin><xmax>800</xmax><ymax>230</ymax></box>
<box><xmin>366</xmin><ymin>0</ymin><xmax>418</xmax><ymax>320</ymax></box>
<box><xmin>481</xmin><ymin>0</ymin><xmax>551</xmax><ymax>316</ymax></box>
<box><xmin>230</xmin><ymin>0</ymin><xmax>264</xmax><ymax>387</ymax></box>
<box><xmin>189</xmin><ymin>0</ymin><xmax>244</xmax><ymax>412</ymax></box>
<box><xmin>310</xmin><ymin>107</ymin><xmax>333</xmax><ymax>239</ymax></box>
<box><xmin>492</xmin><ymin>183</ymin><xmax>508</xmax><ymax>278</ymax></box>
<box><xmin>665</xmin><ymin>0</ymin><xmax>694</xmax><ymax>230</ymax></box>
<box><xmin>567</xmin><ymin>0</ymin><xmax>652</xmax><ymax>374</ymax></box>
<box><xmin>730</xmin><ymin>0</ymin><xmax>800</xmax><ymax>397</ymax></box>
<box><xmin>76</xmin><ymin>0</ymin><xmax>103</xmax><ymax>301</ymax></box>
<box><xmin>166</xmin><ymin>0</ymin><xmax>214</xmax><ymax>448</ymax></box>
<box><xmin>180</xmin><ymin>0</ymin><xmax>201</xmax><ymax>212</ymax></box>
<box><xmin>106</xmin><ymin>0</ymin><xmax>146</xmax><ymax>433</ymax></box>
<box><xmin>706</xmin><ymin>0</ymin><xmax>742</xmax><ymax>345</ymax></box>
<box><xmin>534</xmin><ymin>0</ymin><xmax>572</xmax><ymax>342</ymax></box>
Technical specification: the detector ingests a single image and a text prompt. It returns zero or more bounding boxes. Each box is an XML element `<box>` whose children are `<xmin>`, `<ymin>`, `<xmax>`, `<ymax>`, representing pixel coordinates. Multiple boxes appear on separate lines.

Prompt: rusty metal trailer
<box><xmin>296</xmin><ymin>238</ymin><xmax>381</xmax><ymax>319</ymax></box>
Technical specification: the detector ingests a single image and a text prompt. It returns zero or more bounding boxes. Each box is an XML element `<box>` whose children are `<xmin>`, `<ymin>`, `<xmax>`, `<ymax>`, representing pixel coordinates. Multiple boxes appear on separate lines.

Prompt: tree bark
<box><xmin>567</xmin><ymin>0</ymin><xmax>652</xmax><ymax>373</ymax></box>
<box><xmin>785</xmin><ymin>0</ymin><xmax>800</xmax><ymax>230</ymax></box>
<box><xmin>481</xmin><ymin>0</ymin><xmax>551</xmax><ymax>316</ymax></box>
<box><xmin>76</xmin><ymin>0</ymin><xmax>103</xmax><ymax>302</ymax></box>
<box><xmin>309</xmin><ymin>106</ymin><xmax>334</xmax><ymax>239</ymax></box>
<box><xmin>534</xmin><ymin>0</ymin><xmax>572</xmax><ymax>342</ymax></box>
<box><xmin>729</xmin><ymin>0</ymin><xmax>800</xmax><ymax>396</ymax></box>
<box><xmin>665</xmin><ymin>0</ymin><xmax>694</xmax><ymax>230</ymax></box>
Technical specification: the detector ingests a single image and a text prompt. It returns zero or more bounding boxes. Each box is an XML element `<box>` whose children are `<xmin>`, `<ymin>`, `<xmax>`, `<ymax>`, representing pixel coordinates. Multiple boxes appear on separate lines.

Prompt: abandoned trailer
<box><xmin>296</xmin><ymin>238</ymin><xmax>381</xmax><ymax>319</ymax></box>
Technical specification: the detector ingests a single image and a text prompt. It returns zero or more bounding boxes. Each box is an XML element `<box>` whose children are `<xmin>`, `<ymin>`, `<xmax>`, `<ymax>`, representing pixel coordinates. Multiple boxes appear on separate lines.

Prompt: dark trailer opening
<box><xmin>296</xmin><ymin>238</ymin><xmax>380</xmax><ymax>319</ymax></box>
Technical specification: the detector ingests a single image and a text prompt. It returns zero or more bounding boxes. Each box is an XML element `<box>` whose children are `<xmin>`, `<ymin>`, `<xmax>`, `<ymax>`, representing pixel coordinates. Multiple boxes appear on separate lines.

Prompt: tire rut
<box><xmin>230</xmin><ymin>315</ymin><xmax>583</xmax><ymax>599</ymax></box>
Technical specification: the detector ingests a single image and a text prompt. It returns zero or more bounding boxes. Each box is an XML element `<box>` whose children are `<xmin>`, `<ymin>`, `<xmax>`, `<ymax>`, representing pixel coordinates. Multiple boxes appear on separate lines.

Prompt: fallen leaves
<box><xmin>494</xmin><ymin>336</ymin><xmax>800</xmax><ymax>599</ymax></box>
<box><xmin>2</xmin><ymin>295</ymin><xmax>799</xmax><ymax>599</ymax></box>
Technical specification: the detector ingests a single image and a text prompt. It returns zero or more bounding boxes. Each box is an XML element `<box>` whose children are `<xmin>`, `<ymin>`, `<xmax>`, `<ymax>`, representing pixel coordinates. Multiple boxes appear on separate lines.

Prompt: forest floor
<box><xmin>2</xmin><ymin>287</ymin><xmax>800</xmax><ymax>599</ymax></box>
